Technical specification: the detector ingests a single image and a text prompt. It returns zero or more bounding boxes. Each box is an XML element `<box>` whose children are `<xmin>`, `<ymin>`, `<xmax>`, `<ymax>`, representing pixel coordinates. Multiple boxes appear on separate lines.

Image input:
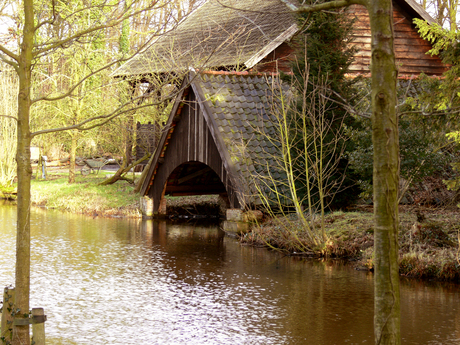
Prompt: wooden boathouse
<box><xmin>139</xmin><ymin>71</ymin><xmax>286</xmax><ymax>217</ymax></box>
<box><xmin>113</xmin><ymin>0</ymin><xmax>448</xmax><ymax>216</ymax></box>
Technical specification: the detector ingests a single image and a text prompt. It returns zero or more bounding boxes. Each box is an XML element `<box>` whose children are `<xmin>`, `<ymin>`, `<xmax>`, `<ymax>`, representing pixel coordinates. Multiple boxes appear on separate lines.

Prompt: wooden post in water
<box><xmin>31</xmin><ymin>308</ymin><xmax>45</xmax><ymax>345</ymax></box>
<box><xmin>1</xmin><ymin>287</ymin><xmax>15</xmax><ymax>343</ymax></box>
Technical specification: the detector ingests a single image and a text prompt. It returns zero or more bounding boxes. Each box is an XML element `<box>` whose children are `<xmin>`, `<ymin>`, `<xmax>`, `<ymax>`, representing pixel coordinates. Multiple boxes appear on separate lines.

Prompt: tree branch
<box><xmin>30</xmin><ymin>80</ymin><xmax>190</xmax><ymax>137</ymax></box>
<box><xmin>32</xmin><ymin>2</ymin><xmax>164</xmax><ymax>57</ymax></box>
<box><xmin>0</xmin><ymin>115</ymin><xmax>18</xmax><ymax>121</ymax></box>
<box><xmin>398</xmin><ymin>106</ymin><xmax>460</xmax><ymax>117</ymax></box>
<box><xmin>31</xmin><ymin>58</ymin><xmax>123</xmax><ymax>104</ymax></box>
<box><xmin>0</xmin><ymin>43</ymin><xmax>19</xmax><ymax>63</ymax></box>
<box><xmin>33</xmin><ymin>0</ymin><xmax>57</xmax><ymax>32</ymax></box>
<box><xmin>98</xmin><ymin>153</ymin><xmax>151</xmax><ymax>186</ymax></box>
<box><xmin>0</xmin><ymin>54</ymin><xmax>19</xmax><ymax>71</ymax></box>
<box><xmin>30</xmin><ymin>102</ymin><xmax>147</xmax><ymax>137</ymax></box>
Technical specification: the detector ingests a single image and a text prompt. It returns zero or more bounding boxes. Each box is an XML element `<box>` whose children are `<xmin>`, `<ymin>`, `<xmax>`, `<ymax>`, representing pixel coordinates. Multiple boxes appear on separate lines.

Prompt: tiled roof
<box><xmin>113</xmin><ymin>0</ymin><xmax>297</xmax><ymax>77</ymax></box>
<box><xmin>113</xmin><ymin>0</ymin><xmax>436</xmax><ymax>78</ymax></box>
<box><xmin>194</xmin><ymin>72</ymin><xmax>290</xmax><ymax>204</ymax></box>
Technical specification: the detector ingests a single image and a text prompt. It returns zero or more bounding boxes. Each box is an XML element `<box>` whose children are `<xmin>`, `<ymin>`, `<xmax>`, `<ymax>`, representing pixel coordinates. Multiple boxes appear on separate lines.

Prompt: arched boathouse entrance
<box><xmin>140</xmin><ymin>71</ymin><xmax>283</xmax><ymax>218</ymax></box>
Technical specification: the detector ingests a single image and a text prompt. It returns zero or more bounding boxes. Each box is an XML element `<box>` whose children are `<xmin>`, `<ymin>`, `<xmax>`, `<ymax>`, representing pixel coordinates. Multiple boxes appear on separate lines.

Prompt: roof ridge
<box><xmin>200</xmin><ymin>70</ymin><xmax>280</xmax><ymax>77</ymax></box>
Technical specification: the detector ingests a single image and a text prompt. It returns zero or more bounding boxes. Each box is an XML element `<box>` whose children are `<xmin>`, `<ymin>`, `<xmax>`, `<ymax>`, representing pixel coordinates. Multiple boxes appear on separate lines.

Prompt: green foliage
<box><xmin>349</xmin><ymin>115</ymin><xmax>449</xmax><ymax>198</ymax></box>
<box><xmin>413</xmin><ymin>19</ymin><xmax>460</xmax><ymax>111</ymax></box>
<box><xmin>443</xmin><ymin>132</ymin><xmax>460</xmax><ymax>198</ymax></box>
<box><xmin>286</xmin><ymin>4</ymin><xmax>360</xmax><ymax>208</ymax></box>
<box><xmin>414</xmin><ymin>19</ymin><xmax>459</xmax><ymax>57</ymax></box>
<box><xmin>291</xmin><ymin>4</ymin><xmax>357</xmax><ymax>93</ymax></box>
<box><xmin>413</xmin><ymin>20</ymin><xmax>460</xmax><ymax>202</ymax></box>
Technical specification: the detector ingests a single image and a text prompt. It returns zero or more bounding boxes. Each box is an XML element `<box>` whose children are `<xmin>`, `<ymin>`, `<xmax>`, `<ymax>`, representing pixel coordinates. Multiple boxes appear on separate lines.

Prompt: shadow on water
<box><xmin>1</xmin><ymin>204</ymin><xmax>460</xmax><ymax>344</ymax></box>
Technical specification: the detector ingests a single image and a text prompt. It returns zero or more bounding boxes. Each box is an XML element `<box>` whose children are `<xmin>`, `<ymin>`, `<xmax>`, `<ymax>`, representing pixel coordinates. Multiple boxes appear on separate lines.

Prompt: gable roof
<box><xmin>114</xmin><ymin>0</ymin><xmax>297</xmax><ymax>77</ymax></box>
<box><xmin>114</xmin><ymin>0</ymin><xmax>438</xmax><ymax>78</ymax></box>
<box><xmin>141</xmin><ymin>71</ymin><xmax>289</xmax><ymax>207</ymax></box>
<box><xmin>195</xmin><ymin>72</ymin><xmax>287</xmax><ymax>201</ymax></box>
<box><xmin>397</xmin><ymin>0</ymin><xmax>434</xmax><ymax>23</ymax></box>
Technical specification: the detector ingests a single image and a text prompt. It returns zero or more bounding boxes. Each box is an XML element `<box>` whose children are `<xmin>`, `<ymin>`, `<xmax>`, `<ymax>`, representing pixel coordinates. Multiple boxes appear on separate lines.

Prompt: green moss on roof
<box><xmin>196</xmin><ymin>72</ymin><xmax>289</xmax><ymax>203</ymax></box>
<box><xmin>113</xmin><ymin>0</ymin><xmax>297</xmax><ymax>76</ymax></box>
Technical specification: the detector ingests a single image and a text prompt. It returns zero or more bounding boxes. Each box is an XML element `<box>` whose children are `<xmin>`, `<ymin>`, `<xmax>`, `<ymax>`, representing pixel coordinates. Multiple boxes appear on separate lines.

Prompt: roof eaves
<box><xmin>400</xmin><ymin>0</ymin><xmax>435</xmax><ymax>23</ymax></box>
<box><xmin>244</xmin><ymin>23</ymin><xmax>298</xmax><ymax>68</ymax></box>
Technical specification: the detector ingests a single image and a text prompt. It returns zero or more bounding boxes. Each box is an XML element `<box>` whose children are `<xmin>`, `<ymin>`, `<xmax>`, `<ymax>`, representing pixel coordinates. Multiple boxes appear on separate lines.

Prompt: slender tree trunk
<box><xmin>99</xmin><ymin>153</ymin><xmax>149</xmax><ymax>186</ymax></box>
<box><xmin>448</xmin><ymin>0</ymin><xmax>458</xmax><ymax>31</ymax></box>
<box><xmin>13</xmin><ymin>1</ymin><xmax>34</xmax><ymax>344</ymax></box>
<box><xmin>124</xmin><ymin>114</ymin><xmax>134</xmax><ymax>166</ymax></box>
<box><xmin>134</xmin><ymin>152</ymin><xmax>155</xmax><ymax>193</ymax></box>
<box><xmin>368</xmin><ymin>0</ymin><xmax>401</xmax><ymax>343</ymax></box>
<box><xmin>436</xmin><ymin>0</ymin><xmax>445</xmax><ymax>25</ymax></box>
<box><xmin>69</xmin><ymin>131</ymin><xmax>78</xmax><ymax>183</ymax></box>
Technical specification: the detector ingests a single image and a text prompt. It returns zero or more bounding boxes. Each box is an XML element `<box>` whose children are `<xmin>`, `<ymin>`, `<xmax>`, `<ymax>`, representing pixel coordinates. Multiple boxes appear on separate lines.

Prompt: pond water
<box><xmin>1</xmin><ymin>202</ymin><xmax>460</xmax><ymax>344</ymax></box>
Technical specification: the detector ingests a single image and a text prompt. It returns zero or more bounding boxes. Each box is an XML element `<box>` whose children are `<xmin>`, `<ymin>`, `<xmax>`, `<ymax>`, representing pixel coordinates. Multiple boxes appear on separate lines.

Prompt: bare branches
<box><xmin>398</xmin><ymin>106</ymin><xmax>460</xmax><ymax>117</ymax></box>
<box><xmin>326</xmin><ymin>87</ymin><xmax>372</xmax><ymax>118</ymax></box>
<box><xmin>32</xmin><ymin>1</ymin><xmax>168</xmax><ymax>57</ymax></box>
<box><xmin>30</xmin><ymin>79</ymin><xmax>188</xmax><ymax>137</ymax></box>
<box><xmin>282</xmin><ymin>0</ymin><xmax>367</xmax><ymax>12</ymax></box>
<box><xmin>31</xmin><ymin>58</ymin><xmax>121</xmax><ymax>104</ymax></box>
<box><xmin>30</xmin><ymin>100</ymin><xmax>142</xmax><ymax>137</ymax></box>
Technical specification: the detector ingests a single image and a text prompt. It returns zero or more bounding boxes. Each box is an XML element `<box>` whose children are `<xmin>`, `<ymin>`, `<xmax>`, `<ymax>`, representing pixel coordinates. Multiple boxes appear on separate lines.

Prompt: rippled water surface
<box><xmin>1</xmin><ymin>202</ymin><xmax>460</xmax><ymax>344</ymax></box>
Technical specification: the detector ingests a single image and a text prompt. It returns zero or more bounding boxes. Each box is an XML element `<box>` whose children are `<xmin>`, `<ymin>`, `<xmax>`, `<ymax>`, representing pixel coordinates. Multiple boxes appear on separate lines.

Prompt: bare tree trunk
<box><xmin>13</xmin><ymin>1</ymin><xmax>33</xmax><ymax>344</ymax></box>
<box><xmin>368</xmin><ymin>0</ymin><xmax>401</xmax><ymax>343</ymax></box>
<box><xmin>293</xmin><ymin>0</ymin><xmax>402</xmax><ymax>341</ymax></box>
<box><xmin>124</xmin><ymin>114</ymin><xmax>134</xmax><ymax>166</ymax></box>
<box><xmin>69</xmin><ymin>131</ymin><xmax>77</xmax><ymax>183</ymax></box>
<box><xmin>99</xmin><ymin>153</ymin><xmax>150</xmax><ymax>186</ymax></box>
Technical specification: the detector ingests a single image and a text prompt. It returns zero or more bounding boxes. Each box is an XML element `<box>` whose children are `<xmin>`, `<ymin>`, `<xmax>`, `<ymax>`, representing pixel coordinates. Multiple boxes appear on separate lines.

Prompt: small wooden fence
<box><xmin>1</xmin><ymin>287</ymin><xmax>46</xmax><ymax>345</ymax></box>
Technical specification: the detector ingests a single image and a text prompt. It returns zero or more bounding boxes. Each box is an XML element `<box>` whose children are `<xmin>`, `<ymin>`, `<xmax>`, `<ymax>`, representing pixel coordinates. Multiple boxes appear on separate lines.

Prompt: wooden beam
<box><xmin>169</xmin><ymin>191</ymin><xmax>224</xmax><ymax>196</ymax></box>
<box><xmin>166</xmin><ymin>184</ymin><xmax>226</xmax><ymax>194</ymax></box>
<box><xmin>177</xmin><ymin>167</ymin><xmax>212</xmax><ymax>185</ymax></box>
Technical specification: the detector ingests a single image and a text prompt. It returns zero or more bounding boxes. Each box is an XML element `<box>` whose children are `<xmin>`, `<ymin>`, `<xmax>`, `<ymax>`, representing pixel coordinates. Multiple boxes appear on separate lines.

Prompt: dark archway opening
<box><xmin>164</xmin><ymin>161</ymin><xmax>227</xmax><ymax>197</ymax></box>
<box><xmin>163</xmin><ymin>161</ymin><xmax>229</xmax><ymax>219</ymax></box>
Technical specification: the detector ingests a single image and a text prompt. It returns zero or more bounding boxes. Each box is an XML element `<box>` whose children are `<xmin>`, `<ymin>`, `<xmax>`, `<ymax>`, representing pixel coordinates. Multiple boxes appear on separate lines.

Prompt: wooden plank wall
<box><xmin>256</xmin><ymin>42</ymin><xmax>295</xmax><ymax>73</ymax></box>
<box><xmin>348</xmin><ymin>3</ymin><xmax>446</xmax><ymax>76</ymax></box>
<box><xmin>147</xmin><ymin>91</ymin><xmax>240</xmax><ymax>212</ymax></box>
<box><xmin>136</xmin><ymin>122</ymin><xmax>161</xmax><ymax>162</ymax></box>
<box><xmin>254</xmin><ymin>4</ymin><xmax>446</xmax><ymax>77</ymax></box>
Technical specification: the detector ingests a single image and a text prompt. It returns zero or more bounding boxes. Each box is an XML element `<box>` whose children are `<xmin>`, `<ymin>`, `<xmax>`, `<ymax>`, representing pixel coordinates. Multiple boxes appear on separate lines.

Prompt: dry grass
<box><xmin>241</xmin><ymin>205</ymin><xmax>460</xmax><ymax>281</ymax></box>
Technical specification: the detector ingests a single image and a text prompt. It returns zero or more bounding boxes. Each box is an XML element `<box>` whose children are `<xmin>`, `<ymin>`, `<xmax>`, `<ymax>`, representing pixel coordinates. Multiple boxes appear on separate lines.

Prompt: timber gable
<box><xmin>140</xmin><ymin>71</ymin><xmax>288</xmax><ymax>214</ymax></box>
<box><xmin>348</xmin><ymin>3</ymin><xmax>446</xmax><ymax>76</ymax></box>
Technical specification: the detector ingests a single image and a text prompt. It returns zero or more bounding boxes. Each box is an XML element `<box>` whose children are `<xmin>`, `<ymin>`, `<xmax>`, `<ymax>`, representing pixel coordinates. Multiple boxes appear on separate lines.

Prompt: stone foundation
<box><xmin>139</xmin><ymin>196</ymin><xmax>154</xmax><ymax>219</ymax></box>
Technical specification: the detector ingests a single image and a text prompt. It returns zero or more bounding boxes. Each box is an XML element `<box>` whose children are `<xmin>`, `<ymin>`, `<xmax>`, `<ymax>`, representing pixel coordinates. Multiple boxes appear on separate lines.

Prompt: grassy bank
<box><xmin>4</xmin><ymin>167</ymin><xmax>221</xmax><ymax>218</ymax></box>
<box><xmin>240</xmin><ymin>206</ymin><xmax>460</xmax><ymax>282</ymax></box>
<box><xmin>30</xmin><ymin>169</ymin><xmax>141</xmax><ymax>217</ymax></box>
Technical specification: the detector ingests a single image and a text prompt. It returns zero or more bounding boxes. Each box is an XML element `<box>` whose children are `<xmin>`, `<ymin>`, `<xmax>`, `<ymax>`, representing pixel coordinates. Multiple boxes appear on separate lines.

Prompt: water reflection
<box><xmin>0</xmin><ymin>204</ymin><xmax>459</xmax><ymax>344</ymax></box>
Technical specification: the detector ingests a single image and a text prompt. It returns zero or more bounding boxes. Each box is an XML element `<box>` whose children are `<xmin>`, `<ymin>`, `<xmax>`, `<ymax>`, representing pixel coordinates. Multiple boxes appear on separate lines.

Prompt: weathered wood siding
<box><xmin>254</xmin><ymin>4</ymin><xmax>446</xmax><ymax>76</ymax></box>
<box><xmin>348</xmin><ymin>3</ymin><xmax>446</xmax><ymax>76</ymax></box>
<box><xmin>146</xmin><ymin>91</ymin><xmax>240</xmax><ymax>212</ymax></box>
<box><xmin>256</xmin><ymin>42</ymin><xmax>295</xmax><ymax>73</ymax></box>
<box><xmin>135</xmin><ymin>122</ymin><xmax>161</xmax><ymax>162</ymax></box>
